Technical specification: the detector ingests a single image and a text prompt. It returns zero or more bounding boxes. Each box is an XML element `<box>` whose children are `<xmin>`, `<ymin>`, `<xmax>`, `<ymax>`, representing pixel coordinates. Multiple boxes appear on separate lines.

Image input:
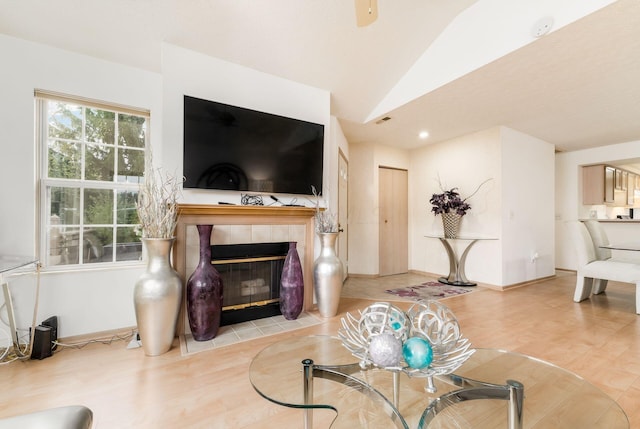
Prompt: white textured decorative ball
<box><xmin>369</xmin><ymin>332</ymin><xmax>403</xmax><ymax>367</ymax></box>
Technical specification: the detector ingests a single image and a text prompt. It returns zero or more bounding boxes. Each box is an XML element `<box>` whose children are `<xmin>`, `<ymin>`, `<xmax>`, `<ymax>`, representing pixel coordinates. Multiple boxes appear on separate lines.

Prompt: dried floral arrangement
<box><xmin>311</xmin><ymin>185</ymin><xmax>338</xmax><ymax>233</ymax></box>
<box><xmin>136</xmin><ymin>163</ymin><xmax>182</xmax><ymax>239</ymax></box>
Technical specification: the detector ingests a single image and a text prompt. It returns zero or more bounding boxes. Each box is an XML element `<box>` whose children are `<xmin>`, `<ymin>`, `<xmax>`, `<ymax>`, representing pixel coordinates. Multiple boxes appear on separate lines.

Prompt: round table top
<box><xmin>250</xmin><ymin>335</ymin><xmax>628</xmax><ymax>429</ymax></box>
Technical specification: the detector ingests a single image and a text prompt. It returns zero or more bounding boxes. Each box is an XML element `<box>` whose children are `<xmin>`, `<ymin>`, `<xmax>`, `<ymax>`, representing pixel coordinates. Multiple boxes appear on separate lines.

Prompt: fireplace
<box><xmin>173</xmin><ymin>204</ymin><xmax>315</xmax><ymax>337</ymax></box>
<box><xmin>212</xmin><ymin>242</ymin><xmax>290</xmax><ymax>326</ymax></box>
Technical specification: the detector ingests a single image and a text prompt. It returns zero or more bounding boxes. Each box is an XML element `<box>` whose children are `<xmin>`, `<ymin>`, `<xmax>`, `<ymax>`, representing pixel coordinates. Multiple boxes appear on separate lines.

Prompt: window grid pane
<box><xmin>48</xmin><ymin>140</ymin><xmax>82</xmax><ymax>179</ymax></box>
<box><xmin>85</xmin><ymin>143</ymin><xmax>115</xmax><ymax>181</ymax></box>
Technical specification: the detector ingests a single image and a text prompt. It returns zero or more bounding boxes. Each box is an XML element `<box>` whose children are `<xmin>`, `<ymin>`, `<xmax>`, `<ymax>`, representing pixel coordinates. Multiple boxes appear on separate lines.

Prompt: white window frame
<box><xmin>36</xmin><ymin>90</ymin><xmax>150</xmax><ymax>269</ymax></box>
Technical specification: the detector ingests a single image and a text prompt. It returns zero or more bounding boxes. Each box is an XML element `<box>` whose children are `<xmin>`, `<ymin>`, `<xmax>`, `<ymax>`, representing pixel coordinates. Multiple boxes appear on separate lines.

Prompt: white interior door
<box><xmin>338</xmin><ymin>151</ymin><xmax>348</xmax><ymax>280</ymax></box>
<box><xmin>379</xmin><ymin>167</ymin><xmax>408</xmax><ymax>276</ymax></box>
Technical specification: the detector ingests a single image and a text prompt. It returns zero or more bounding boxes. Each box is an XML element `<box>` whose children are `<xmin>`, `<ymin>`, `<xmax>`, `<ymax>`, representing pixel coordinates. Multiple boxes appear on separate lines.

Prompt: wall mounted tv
<box><xmin>183</xmin><ymin>95</ymin><xmax>324</xmax><ymax>196</ymax></box>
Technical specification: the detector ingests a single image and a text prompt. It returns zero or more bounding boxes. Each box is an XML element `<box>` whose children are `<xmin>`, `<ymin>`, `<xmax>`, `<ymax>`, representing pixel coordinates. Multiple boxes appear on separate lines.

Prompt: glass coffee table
<box><xmin>250</xmin><ymin>335</ymin><xmax>628</xmax><ymax>429</ymax></box>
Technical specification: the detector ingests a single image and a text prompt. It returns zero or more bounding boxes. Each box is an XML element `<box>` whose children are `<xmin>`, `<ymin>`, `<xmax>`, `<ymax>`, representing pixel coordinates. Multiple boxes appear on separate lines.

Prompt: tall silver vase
<box><xmin>313</xmin><ymin>232</ymin><xmax>344</xmax><ymax>318</ymax></box>
<box><xmin>134</xmin><ymin>238</ymin><xmax>182</xmax><ymax>356</ymax></box>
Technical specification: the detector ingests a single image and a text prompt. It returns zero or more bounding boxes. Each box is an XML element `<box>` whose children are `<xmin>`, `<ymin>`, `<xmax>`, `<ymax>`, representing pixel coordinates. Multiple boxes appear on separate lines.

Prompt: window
<box><xmin>36</xmin><ymin>91</ymin><xmax>148</xmax><ymax>267</ymax></box>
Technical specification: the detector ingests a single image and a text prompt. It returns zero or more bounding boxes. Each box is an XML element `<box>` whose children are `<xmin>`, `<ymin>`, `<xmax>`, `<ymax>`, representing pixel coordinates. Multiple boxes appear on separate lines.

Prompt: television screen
<box><xmin>183</xmin><ymin>95</ymin><xmax>324</xmax><ymax>196</ymax></box>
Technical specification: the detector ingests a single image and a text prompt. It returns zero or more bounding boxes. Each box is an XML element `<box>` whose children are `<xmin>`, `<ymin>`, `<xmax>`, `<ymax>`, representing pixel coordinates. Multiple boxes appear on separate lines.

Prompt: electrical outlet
<box><xmin>127</xmin><ymin>332</ymin><xmax>142</xmax><ymax>349</ymax></box>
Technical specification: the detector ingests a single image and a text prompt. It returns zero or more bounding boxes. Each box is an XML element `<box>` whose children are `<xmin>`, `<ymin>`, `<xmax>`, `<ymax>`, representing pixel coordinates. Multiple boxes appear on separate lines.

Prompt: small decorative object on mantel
<box><xmin>279</xmin><ymin>241</ymin><xmax>304</xmax><ymax>320</ymax></box>
<box><xmin>311</xmin><ymin>186</ymin><xmax>344</xmax><ymax>318</ymax></box>
<box><xmin>338</xmin><ymin>300</ymin><xmax>474</xmax><ymax>393</ymax></box>
<box><xmin>187</xmin><ymin>225</ymin><xmax>223</xmax><ymax>341</ymax></box>
<box><xmin>133</xmin><ymin>161</ymin><xmax>183</xmax><ymax>356</ymax></box>
<box><xmin>429</xmin><ymin>177</ymin><xmax>492</xmax><ymax>239</ymax></box>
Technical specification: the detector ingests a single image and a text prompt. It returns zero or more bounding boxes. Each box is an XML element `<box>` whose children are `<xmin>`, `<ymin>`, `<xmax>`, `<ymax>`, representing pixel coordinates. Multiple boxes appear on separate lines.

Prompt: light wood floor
<box><xmin>2</xmin><ymin>271</ymin><xmax>640</xmax><ymax>428</ymax></box>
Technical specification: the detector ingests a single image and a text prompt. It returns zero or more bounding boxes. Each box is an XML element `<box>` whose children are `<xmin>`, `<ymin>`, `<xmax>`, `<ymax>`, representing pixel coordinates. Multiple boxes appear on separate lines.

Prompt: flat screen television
<box><xmin>183</xmin><ymin>95</ymin><xmax>324</xmax><ymax>196</ymax></box>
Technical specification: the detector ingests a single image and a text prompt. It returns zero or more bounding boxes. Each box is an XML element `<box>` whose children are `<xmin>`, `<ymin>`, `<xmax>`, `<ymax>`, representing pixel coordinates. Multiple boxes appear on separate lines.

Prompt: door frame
<box><xmin>338</xmin><ymin>149</ymin><xmax>348</xmax><ymax>279</ymax></box>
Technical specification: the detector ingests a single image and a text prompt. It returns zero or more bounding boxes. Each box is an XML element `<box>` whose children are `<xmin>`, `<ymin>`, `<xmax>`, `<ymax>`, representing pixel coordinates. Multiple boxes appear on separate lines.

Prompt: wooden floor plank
<box><xmin>1</xmin><ymin>271</ymin><xmax>638</xmax><ymax>427</ymax></box>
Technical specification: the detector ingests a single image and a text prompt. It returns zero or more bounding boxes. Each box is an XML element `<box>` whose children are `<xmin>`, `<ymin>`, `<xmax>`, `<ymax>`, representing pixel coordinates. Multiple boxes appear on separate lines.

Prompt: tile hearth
<box><xmin>180</xmin><ymin>312</ymin><xmax>322</xmax><ymax>356</ymax></box>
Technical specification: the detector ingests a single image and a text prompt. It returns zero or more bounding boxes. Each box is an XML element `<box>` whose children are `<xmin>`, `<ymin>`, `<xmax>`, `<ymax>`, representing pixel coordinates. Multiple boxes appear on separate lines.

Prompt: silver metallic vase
<box><xmin>441</xmin><ymin>212</ymin><xmax>462</xmax><ymax>239</ymax></box>
<box><xmin>134</xmin><ymin>238</ymin><xmax>182</xmax><ymax>356</ymax></box>
<box><xmin>313</xmin><ymin>232</ymin><xmax>344</xmax><ymax>318</ymax></box>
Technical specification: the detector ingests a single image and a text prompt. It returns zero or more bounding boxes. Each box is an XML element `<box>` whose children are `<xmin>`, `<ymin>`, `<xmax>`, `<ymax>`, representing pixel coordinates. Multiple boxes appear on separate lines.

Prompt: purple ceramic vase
<box><xmin>279</xmin><ymin>242</ymin><xmax>304</xmax><ymax>320</ymax></box>
<box><xmin>186</xmin><ymin>225</ymin><xmax>223</xmax><ymax>341</ymax></box>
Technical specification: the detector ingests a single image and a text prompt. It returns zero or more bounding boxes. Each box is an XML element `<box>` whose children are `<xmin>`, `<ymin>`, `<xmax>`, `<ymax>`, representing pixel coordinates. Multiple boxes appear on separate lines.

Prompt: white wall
<box><xmin>161</xmin><ymin>43</ymin><xmax>333</xmax><ymax>209</ymax></box>
<box><xmin>330</xmin><ymin>117</ymin><xmax>350</xmax><ymax>221</ymax></box>
<box><xmin>555</xmin><ymin>140</ymin><xmax>640</xmax><ymax>269</ymax></box>
<box><xmin>0</xmin><ymin>34</ymin><xmax>162</xmax><ymax>338</ymax></box>
<box><xmin>160</xmin><ymin>43</ymin><xmax>335</xmax><ymax>289</ymax></box>
<box><xmin>348</xmin><ymin>126</ymin><xmax>554</xmax><ymax>287</ymax></box>
<box><xmin>414</xmin><ymin>127</ymin><xmax>555</xmax><ymax>287</ymax></box>
<box><xmin>348</xmin><ymin>142</ymin><xmax>410</xmax><ymax>275</ymax></box>
<box><xmin>332</xmin><ymin>117</ymin><xmax>349</xmax><ymax>162</ymax></box>
<box><xmin>410</xmin><ymin>128</ymin><xmax>503</xmax><ymax>285</ymax></box>
<box><xmin>500</xmin><ymin>127</ymin><xmax>555</xmax><ymax>284</ymax></box>
<box><xmin>0</xmin><ymin>36</ymin><xmax>333</xmax><ymax>339</ymax></box>
<box><xmin>348</xmin><ymin>143</ymin><xmax>376</xmax><ymax>274</ymax></box>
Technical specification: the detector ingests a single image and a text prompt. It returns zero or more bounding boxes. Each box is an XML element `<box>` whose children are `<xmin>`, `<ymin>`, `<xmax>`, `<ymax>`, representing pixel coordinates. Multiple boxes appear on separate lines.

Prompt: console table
<box><xmin>250</xmin><ymin>335</ymin><xmax>628</xmax><ymax>429</ymax></box>
<box><xmin>425</xmin><ymin>234</ymin><xmax>497</xmax><ymax>286</ymax></box>
<box><xmin>0</xmin><ymin>255</ymin><xmax>40</xmax><ymax>360</ymax></box>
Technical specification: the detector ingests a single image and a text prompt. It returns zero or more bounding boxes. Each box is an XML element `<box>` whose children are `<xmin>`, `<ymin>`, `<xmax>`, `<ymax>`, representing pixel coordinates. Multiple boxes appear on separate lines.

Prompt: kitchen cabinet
<box><xmin>615</xmin><ymin>169</ymin><xmax>624</xmax><ymax>190</ymax></box>
<box><xmin>583</xmin><ymin>164</ymin><xmax>640</xmax><ymax>206</ymax></box>
<box><xmin>583</xmin><ymin>164</ymin><xmax>615</xmax><ymax>204</ymax></box>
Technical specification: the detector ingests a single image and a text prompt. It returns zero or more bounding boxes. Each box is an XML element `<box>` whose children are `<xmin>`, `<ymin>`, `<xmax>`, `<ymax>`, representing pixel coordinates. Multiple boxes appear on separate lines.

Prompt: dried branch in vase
<box><xmin>312</xmin><ymin>185</ymin><xmax>338</xmax><ymax>233</ymax></box>
<box><xmin>136</xmin><ymin>165</ymin><xmax>183</xmax><ymax>239</ymax></box>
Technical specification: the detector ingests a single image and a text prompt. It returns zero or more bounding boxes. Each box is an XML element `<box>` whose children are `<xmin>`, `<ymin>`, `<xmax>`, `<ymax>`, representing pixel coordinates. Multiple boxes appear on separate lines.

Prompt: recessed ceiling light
<box><xmin>419</xmin><ymin>131</ymin><xmax>429</xmax><ymax>139</ymax></box>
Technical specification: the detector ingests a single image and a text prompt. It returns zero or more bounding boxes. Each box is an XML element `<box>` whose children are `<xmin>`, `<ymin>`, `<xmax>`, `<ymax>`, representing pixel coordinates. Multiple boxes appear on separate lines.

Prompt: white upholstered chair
<box><xmin>0</xmin><ymin>406</ymin><xmax>92</xmax><ymax>429</ymax></box>
<box><xmin>583</xmin><ymin>219</ymin><xmax>612</xmax><ymax>293</ymax></box>
<box><xmin>582</xmin><ymin>219</ymin><xmax>638</xmax><ymax>293</ymax></box>
<box><xmin>568</xmin><ymin>221</ymin><xmax>640</xmax><ymax>314</ymax></box>
<box><xmin>582</xmin><ymin>220</ymin><xmax>612</xmax><ymax>260</ymax></box>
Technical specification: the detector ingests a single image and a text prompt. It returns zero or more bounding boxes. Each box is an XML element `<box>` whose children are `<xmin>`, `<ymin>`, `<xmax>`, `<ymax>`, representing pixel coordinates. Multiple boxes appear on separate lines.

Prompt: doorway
<box><xmin>378</xmin><ymin>166</ymin><xmax>408</xmax><ymax>276</ymax></box>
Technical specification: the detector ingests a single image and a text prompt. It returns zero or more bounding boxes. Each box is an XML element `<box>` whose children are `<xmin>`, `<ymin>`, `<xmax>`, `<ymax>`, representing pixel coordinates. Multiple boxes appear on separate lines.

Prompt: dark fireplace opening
<box><xmin>211</xmin><ymin>242</ymin><xmax>290</xmax><ymax>326</ymax></box>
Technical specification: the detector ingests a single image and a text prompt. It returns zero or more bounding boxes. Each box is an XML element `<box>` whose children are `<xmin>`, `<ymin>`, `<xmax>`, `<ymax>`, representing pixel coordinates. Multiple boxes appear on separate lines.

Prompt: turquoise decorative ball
<box><xmin>402</xmin><ymin>337</ymin><xmax>433</xmax><ymax>369</ymax></box>
<box><xmin>390</xmin><ymin>317</ymin><xmax>403</xmax><ymax>331</ymax></box>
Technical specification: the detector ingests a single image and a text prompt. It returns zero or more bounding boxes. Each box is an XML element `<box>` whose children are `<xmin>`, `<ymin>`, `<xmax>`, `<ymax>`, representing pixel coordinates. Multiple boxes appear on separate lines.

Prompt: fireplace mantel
<box><xmin>173</xmin><ymin>204</ymin><xmax>316</xmax><ymax>335</ymax></box>
<box><xmin>176</xmin><ymin>204</ymin><xmax>316</xmax><ymax>218</ymax></box>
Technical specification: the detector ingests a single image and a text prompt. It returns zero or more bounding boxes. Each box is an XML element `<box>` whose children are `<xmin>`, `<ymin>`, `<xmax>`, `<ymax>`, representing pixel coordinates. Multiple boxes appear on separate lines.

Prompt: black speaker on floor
<box><xmin>31</xmin><ymin>325</ymin><xmax>53</xmax><ymax>360</ymax></box>
<box><xmin>42</xmin><ymin>315</ymin><xmax>58</xmax><ymax>351</ymax></box>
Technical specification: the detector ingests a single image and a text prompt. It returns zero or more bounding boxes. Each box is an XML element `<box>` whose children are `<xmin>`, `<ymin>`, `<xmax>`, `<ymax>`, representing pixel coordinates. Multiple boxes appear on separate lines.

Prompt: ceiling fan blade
<box><xmin>355</xmin><ymin>0</ymin><xmax>378</xmax><ymax>27</ymax></box>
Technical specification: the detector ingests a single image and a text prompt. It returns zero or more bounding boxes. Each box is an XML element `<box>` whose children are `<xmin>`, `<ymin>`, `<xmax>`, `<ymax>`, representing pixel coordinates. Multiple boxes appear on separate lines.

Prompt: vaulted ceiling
<box><xmin>1</xmin><ymin>0</ymin><xmax>639</xmax><ymax>154</ymax></box>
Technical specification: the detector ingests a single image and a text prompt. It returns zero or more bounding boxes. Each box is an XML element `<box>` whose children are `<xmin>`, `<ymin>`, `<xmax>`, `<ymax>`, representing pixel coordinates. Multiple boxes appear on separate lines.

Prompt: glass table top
<box><xmin>0</xmin><ymin>255</ymin><xmax>38</xmax><ymax>274</ymax></box>
<box><xmin>250</xmin><ymin>335</ymin><xmax>628</xmax><ymax>429</ymax></box>
<box><xmin>600</xmin><ymin>243</ymin><xmax>640</xmax><ymax>251</ymax></box>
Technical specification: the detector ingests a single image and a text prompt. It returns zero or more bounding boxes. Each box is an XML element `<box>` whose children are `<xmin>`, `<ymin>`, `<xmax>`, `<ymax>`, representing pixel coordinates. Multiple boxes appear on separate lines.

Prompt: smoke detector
<box><xmin>532</xmin><ymin>16</ymin><xmax>554</xmax><ymax>38</ymax></box>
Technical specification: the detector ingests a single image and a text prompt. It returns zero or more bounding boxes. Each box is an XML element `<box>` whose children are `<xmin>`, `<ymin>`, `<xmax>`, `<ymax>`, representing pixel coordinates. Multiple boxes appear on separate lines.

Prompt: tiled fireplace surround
<box><xmin>173</xmin><ymin>204</ymin><xmax>316</xmax><ymax>336</ymax></box>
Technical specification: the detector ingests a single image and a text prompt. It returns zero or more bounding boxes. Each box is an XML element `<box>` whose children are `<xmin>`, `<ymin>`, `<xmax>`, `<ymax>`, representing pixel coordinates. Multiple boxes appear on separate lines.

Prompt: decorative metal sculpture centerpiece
<box><xmin>338</xmin><ymin>300</ymin><xmax>475</xmax><ymax>393</ymax></box>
